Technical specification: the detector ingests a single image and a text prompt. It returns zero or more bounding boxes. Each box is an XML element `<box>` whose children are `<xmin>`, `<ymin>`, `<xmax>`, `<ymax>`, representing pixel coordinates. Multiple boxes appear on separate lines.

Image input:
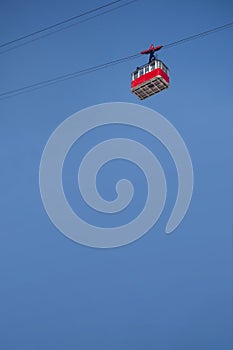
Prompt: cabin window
<box><xmin>150</xmin><ymin>62</ymin><xmax>155</xmax><ymax>71</ymax></box>
<box><xmin>145</xmin><ymin>65</ymin><xmax>149</xmax><ymax>74</ymax></box>
<box><xmin>162</xmin><ymin>64</ymin><xmax>168</xmax><ymax>75</ymax></box>
<box><xmin>139</xmin><ymin>69</ymin><xmax>144</xmax><ymax>76</ymax></box>
<box><xmin>134</xmin><ymin>71</ymin><xmax>138</xmax><ymax>79</ymax></box>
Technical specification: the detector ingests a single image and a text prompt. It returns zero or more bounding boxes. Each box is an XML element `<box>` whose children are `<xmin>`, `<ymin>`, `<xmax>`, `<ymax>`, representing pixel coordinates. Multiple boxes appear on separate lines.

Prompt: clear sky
<box><xmin>0</xmin><ymin>0</ymin><xmax>232</xmax><ymax>349</ymax></box>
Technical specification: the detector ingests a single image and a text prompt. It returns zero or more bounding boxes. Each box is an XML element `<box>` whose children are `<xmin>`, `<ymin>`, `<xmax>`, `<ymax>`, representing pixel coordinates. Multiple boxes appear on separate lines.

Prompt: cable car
<box><xmin>131</xmin><ymin>44</ymin><xmax>170</xmax><ymax>100</ymax></box>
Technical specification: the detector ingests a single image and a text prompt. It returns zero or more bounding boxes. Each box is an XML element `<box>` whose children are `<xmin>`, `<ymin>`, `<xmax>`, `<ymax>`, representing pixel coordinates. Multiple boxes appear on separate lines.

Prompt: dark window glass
<box><xmin>150</xmin><ymin>62</ymin><xmax>155</xmax><ymax>70</ymax></box>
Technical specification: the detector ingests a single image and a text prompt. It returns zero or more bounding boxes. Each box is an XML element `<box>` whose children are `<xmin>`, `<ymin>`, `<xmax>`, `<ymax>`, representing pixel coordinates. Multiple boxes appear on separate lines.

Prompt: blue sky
<box><xmin>0</xmin><ymin>0</ymin><xmax>232</xmax><ymax>349</ymax></box>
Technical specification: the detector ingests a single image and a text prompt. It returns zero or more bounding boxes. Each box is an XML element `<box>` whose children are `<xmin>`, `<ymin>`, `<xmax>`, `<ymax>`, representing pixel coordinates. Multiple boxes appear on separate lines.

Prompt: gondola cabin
<box><xmin>131</xmin><ymin>59</ymin><xmax>170</xmax><ymax>100</ymax></box>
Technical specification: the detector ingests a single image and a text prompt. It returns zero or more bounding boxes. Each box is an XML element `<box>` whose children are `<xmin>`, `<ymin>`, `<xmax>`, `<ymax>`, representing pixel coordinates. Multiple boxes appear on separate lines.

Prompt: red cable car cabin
<box><xmin>131</xmin><ymin>59</ymin><xmax>170</xmax><ymax>100</ymax></box>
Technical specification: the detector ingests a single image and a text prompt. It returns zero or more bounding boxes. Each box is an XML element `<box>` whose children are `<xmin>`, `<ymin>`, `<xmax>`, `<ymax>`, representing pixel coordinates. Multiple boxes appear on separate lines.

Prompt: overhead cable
<box><xmin>1</xmin><ymin>22</ymin><xmax>232</xmax><ymax>99</ymax></box>
<box><xmin>0</xmin><ymin>0</ymin><xmax>134</xmax><ymax>50</ymax></box>
<box><xmin>0</xmin><ymin>0</ymin><xmax>137</xmax><ymax>55</ymax></box>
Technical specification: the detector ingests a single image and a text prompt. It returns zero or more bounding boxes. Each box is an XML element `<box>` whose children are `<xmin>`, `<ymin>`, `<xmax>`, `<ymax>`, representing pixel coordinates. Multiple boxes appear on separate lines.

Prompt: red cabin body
<box><xmin>131</xmin><ymin>59</ymin><xmax>169</xmax><ymax>100</ymax></box>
